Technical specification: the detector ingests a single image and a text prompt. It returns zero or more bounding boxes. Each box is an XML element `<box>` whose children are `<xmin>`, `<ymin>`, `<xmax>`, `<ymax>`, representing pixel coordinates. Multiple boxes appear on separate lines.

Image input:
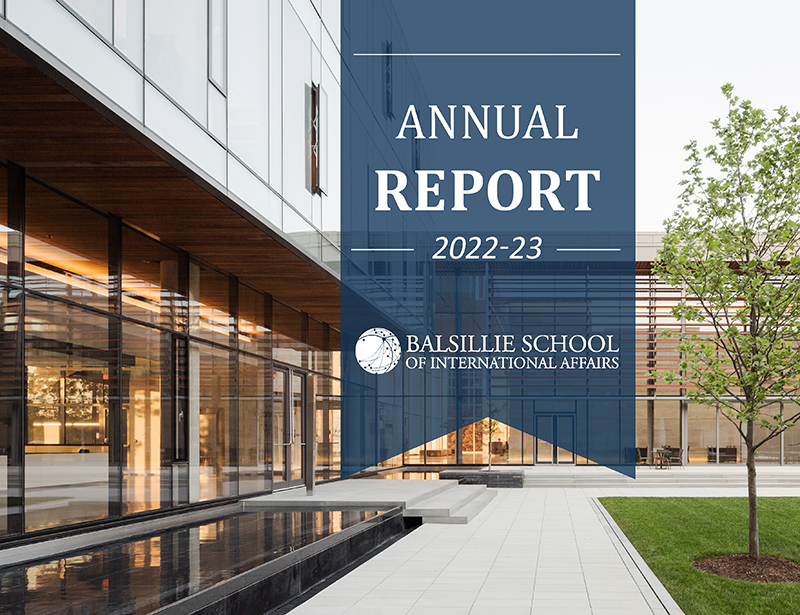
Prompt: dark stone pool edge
<box><xmin>150</xmin><ymin>507</ymin><xmax>407</xmax><ymax>615</ymax></box>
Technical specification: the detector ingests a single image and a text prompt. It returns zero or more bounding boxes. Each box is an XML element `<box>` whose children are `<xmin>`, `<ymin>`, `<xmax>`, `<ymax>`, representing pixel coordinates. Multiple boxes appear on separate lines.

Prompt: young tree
<box><xmin>654</xmin><ymin>84</ymin><xmax>800</xmax><ymax>557</ymax></box>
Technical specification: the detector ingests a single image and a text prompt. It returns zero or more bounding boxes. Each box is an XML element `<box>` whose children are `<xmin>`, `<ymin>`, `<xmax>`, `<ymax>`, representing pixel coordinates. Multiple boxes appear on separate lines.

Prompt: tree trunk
<box><xmin>746</xmin><ymin>418</ymin><xmax>759</xmax><ymax>558</ymax></box>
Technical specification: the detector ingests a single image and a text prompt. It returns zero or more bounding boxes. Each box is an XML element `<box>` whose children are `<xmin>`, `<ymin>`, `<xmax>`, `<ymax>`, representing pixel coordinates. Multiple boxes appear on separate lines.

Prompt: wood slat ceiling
<box><xmin>0</xmin><ymin>39</ymin><xmax>341</xmax><ymax>328</ymax></box>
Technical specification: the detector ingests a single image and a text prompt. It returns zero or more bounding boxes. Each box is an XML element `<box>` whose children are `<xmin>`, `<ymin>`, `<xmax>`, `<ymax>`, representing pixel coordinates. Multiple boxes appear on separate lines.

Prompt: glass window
<box><xmin>25</xmin><ymin>296</ymin><xmax>111</xmax><ymax>531</ymax></box>
<box><xmin>755</xmin><ymin>402</ymin><xmax>782</xmax><ymax>464</ymax></box>
<box><xmin>0</xmin><ymin>164</ymin><xmax>19</xmax><ymax>536</ymax></box>
<box><xmin>122</xmin><ymin>227</ymin><xmax>187</xmax><ymax>331</ymax></box>
<box><xmin>239</xmin><ymin>353</ymin><xmax>270</xmax><ymax>494</ymax></box>
<box><xmin>114</xmin><ymin>0</ymin><xmax>144</xmax><ymax>68</ymax></box>
<box><xmin>688</xmin><ymin>403</ymin><xmax>716</xmax><ymax>463</ymax></box>
<box><xmin>191</xmin><ymin>341</ymin><xmax>234</xmax><ymax>500</ymax></box>
<box><xmin>653</xmin><ymin>400</ymin><xmax>680</xmax><ymax>451</ymax></box>
<box><xmin>315</xmin><ymin>375</ymin><xmax>340</xmax><ymax>481</ymax></box>
<box><xmin>189</xmin><ymin>261</ymin><xmax>232</xmax><ymax>346</ymax></box>
<box><xmin>122</xmin><ymin>322</ymin><xmax>171</xmax><ymax>514</ymax></box>
<box><xmin>273</xmin><ymin>301</ymin><xmax>305</xmax><ymax>367</ymax></box>
<box><xmin>783</xmin><ymin>401</ymin><xmax>800</xmax><ymax>463</ymax></box>
<box><xmin>144</xmin><ymin>0</ymin><xmax>208</xmax><ymax>123</ymax></box>
<box><xmin>238</xmin><ymin>283</ymin><xmax>270</xmax><ymax>358</ymax></box>
<box><xmin>25</xmin><ymin>180</ymin><xmax>109</xmax><ymax>310</ymax></box>
<box><xmin>0</xmin><ymin>164</ymin><xmax>11</xmax><ymax>281</ymax></box>
<box><xmin>308</xmin><ymin>317</ymin><xmax>329</xmax><ymax>374</ymax></box>
<box><xmin>718</xmin><ymin>403</ymin><xmax>742</xmax><ymax>463</ymax></box>
<box><xmin>64</xmin><ymin>0</ymin><xmax>112</xmax><ymax>40</ymax></box>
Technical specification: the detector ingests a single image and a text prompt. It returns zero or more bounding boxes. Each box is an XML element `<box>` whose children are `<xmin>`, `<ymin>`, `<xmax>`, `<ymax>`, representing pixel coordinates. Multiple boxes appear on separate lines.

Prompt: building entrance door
<box><xmin>535</xmin><ymin>415</ymin><xmax>576</xmax><ymax>464</ymax></box>
<box><xmin>272</xmin><ymin>369</ymin><xmax>306</xmax><ymax>489</ymax></box>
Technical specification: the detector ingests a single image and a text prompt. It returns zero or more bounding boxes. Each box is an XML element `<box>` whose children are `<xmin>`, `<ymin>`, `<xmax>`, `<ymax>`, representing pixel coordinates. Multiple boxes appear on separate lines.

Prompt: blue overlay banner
<box><xmin>340</xmin><ymin>0</ymin><xmax>636</xmax><ymax>476</ymax></box>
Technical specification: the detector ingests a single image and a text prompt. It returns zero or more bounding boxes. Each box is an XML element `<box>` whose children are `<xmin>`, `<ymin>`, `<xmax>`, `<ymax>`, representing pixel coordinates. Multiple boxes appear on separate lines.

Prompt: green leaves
<box><xmin>654</xmin><ymin>85</ymin><xmax>800</xmax><ymax>448</ymax></box>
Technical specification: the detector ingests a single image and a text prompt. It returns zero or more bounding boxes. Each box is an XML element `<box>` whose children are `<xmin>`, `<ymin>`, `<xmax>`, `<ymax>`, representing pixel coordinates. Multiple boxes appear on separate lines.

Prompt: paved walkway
<box><xmin>287</xmin><ymin>466</ymin><xmax>800</xmax><ymax>615</ymax></box>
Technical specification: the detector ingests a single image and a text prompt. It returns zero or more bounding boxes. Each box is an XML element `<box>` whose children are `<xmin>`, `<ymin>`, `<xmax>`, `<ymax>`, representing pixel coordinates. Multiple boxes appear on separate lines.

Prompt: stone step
<box><xmin>404</xmin><ymin>484</ymin><xmax>487</xmax><ymax>518</ymax></box>
<box><xmin>423</xmin><ymin>490</ymin><xmax>498</xmax><ymax>525</ymax></box>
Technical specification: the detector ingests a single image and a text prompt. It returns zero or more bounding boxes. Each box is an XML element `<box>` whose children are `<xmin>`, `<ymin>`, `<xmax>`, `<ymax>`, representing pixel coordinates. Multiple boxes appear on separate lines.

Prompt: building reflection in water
<box><xmin>0</xmin><ymin>509</ymin><xmax>381</xmax><ymax>614</ymax></box>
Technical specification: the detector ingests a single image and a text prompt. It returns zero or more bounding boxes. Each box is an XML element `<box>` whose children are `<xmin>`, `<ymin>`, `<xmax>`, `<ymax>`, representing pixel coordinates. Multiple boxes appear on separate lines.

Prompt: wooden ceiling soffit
<box><xmin>0</xmin><ymin>34</ymin><xmax>340</xmax><ymax>327</ymax></box>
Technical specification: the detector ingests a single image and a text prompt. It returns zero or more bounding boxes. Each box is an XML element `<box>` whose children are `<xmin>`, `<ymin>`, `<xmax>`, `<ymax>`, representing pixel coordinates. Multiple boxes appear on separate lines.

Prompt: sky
<box><xmin>637</xmin><ymin>0</ymin><xmax>800</xmax><ymax>231</ymax></box>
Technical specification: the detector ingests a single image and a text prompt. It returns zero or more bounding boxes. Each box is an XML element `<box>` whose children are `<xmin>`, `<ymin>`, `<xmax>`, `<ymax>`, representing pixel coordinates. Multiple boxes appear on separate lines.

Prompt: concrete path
<box><xmin>286</xmin><ymin>466</ymin><xmax>800</xmax><ymax>615</ymax></box>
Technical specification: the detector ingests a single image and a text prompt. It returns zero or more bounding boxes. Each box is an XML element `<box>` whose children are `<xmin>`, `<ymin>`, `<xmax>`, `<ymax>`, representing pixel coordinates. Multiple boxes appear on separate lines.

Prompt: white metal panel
<box><xmin>145</xmin><ymin>81</ymin><xmax>226</xmax><ymax>184</ymax></box>
<box><xmin>228</xmin><ymin>154</ymin><xmax>282</xmax><ymax>228</ymax></box>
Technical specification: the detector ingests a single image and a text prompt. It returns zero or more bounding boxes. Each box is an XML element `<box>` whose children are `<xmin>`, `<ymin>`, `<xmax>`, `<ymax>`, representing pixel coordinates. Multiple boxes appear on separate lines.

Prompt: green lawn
<box><xmin>600</xmin><ymin>498</ymin><xmax>800</xmax><ymax>615</ymax></box>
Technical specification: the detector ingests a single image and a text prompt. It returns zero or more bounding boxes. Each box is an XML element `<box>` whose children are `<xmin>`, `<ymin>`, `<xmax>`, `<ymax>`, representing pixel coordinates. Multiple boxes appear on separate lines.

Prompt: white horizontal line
<box><xmin>354</xmin><ymin>53</ymin><xmax>621</xmax><ymax>57</ymax></box>
<box><xmin>350</xmin><ymin>248</ymin><xmax>415</xmax><ymax>252</ymax></box>
<box><xmin>556</xmin><ymin>248</ymin><xmax>622</xmax><ymax>252</ymax></box>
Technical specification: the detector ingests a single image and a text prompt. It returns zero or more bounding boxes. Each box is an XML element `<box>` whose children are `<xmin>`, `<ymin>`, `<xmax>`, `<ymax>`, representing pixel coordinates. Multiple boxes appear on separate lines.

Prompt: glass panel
<box><xmin>122</xmin><ymin>322</ymin><xmax>170</xmax><ymax>514</ymax></box>
<box><xmin>653</xmin><ymin>400</ymin><xmax>680</xmax><ymax>450</ymax></box>
<box><xmin>688</xmin><ymin>402</ymin><xmax>716</xmax><ymax>463</ymax></box>
<box><xmin>194</xmin><ymin>342</ymin><xmax>233</xmax><ymax>500</ymax></box>
<box><xmin>273</xmin><ymin>301</ymin><xmax>305</xmax><ymax>367</ymax></box>
<box><xmin>238</xmin><ymin>284</ymin><xmax>270</xmax><ymax>358</ymax></box>
<box><xmin>315</xmin><ymin>375</ymin><xmax>340</xmax><ymax>481</ymax></box>
<box><xmin>784</xmin><ymin>402</ymin><xmax>800</xmax><ymax>464</ymax></box>
<box><xmin>239</xmin><ymin>354</ymin><xmax>270</xmax><ymax>494</ymax></box>
<box><xmin>144</xmin><ymin>0</ymin><xmax>208</xmax><ymax>123</ymax></box>
<box><xmin>272</xmin><ymin>370</ymin><xmax>286</xmax><ymax>484</ymax></box>
<box><xmin>0</xmin><ymin>165</ymin><xmax>19</xmax><ymax>535</ymax></box>
<box><xmin>556</xmin><ymin>415</ymin><xmax>575</xmax><ymax>463</ymax></box>
<box><xmin>64</xmin><ymin>0</ymin><xmax>112</xmax><ymax>40</ymax></box>
<box><xmin>25</xmin><ymin>180</ymin><xmax>109</xmax><ymax>309</ymax></box>
<box><xmin>25</xmin><ymin>296</ymin><xmax>110</xmax><ymax>530</ymax></box>
<box><xmin>122</xmin><ymin>227</ymin><xmax>187</xmax><ymax>331</ymax></box>
<box><xmin>114</xmin><ymin>0</ymin><xmax>144</xmax><ymax>68</ymax></box>
<box><xmin>0</xmin><ymin>163</ymin><xmax>9</xmax><ymax>280</ymax></box>
<box><xmin>461</xmin><ymin>420</ymin><xmax>485</xmax><ymax>465</ymax></box>
<box><xmin>718</xmin><ymin>403</ymin><xmax>742</xmax><ymax>463</ymax></box>
<box><xmin>755</xmin><ymin>403</ymin><xmax>781</xmax><ymax>463</ymax></box>
<box><xmin>189</xmin><ymin>262</ymin><xmax>232</xmax><ymax>346</ymax></box>
<box><xmin>308</xmin><ymin>318</ymin><xmax>329</xmax><ymax>374</ymax></box>
<box><xmin>291</xmin><ymin>373</ymin><xmax>303</xmax><ymax>482</ymax></box>
<box><xmin>536</xmin><ymin>415</ymin><xmax>553</xmax><ymax>464</ymax></box>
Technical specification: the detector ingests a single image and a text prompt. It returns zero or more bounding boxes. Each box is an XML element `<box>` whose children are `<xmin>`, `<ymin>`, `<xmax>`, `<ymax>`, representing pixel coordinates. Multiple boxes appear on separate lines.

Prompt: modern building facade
<box><xmin>0</xmin><ymin>0</ymin><xmax>344</xmax><ymax>540</ymax></box>
<box><xmin>0</xmin><ymin>0</ymin><xmax>797</xmax><ymax>546</ymax></box>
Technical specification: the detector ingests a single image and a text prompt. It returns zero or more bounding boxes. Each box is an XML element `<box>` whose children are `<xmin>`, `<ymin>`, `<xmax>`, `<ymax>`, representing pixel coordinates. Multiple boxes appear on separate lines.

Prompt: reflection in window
<box><xmin>238</xmin><ymin>283</ymin><xmax>270</xmax><ymax>358</ymax></box>
<box><xmin>239</xmin><ymin>353</ymin><xmax>269</xmax><ymax>494</ymax></box>
<box><xmin>25</xmin><ymin>180</ymin><xmax>109</xmax><ymax>310</ymax></box>
<box><xmin>192</xmin><ymin>341</ymin><xmax>234</xmax><ymax>501</ymax></box>
<box><xmin>122</xmin><ymin>322</ymin><xmax>170</xmax><ymax>514</ymax></box>
<box><xmin>24</xmin><ymin>296</ymin><xmax>111</xmax><ymax>531</ymax></box>
<box><xmin>122</xmin><ymin>227</ymin><xmax>187</xmax><ymax>331</ymax></box>
<box><xmin>189</xmin><ymin>262</ymin><xmax>233</xmax><ymax>346</ymax></box>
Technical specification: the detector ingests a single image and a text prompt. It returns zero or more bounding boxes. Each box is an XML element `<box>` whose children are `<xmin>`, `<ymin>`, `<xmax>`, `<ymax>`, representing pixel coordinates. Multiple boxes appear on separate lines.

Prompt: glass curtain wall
<box><xmin>0</xmin><ymin>164</ymin><xmax>342</xmax><ymax>538</ymax></box>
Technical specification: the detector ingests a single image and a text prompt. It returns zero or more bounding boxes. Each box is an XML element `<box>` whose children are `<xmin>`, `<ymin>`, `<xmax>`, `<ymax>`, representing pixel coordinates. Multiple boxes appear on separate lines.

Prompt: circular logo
<box><xmin>355</xmin><ymin>328</ymin><xmax>402</xmax><ymax>374</ymax></box>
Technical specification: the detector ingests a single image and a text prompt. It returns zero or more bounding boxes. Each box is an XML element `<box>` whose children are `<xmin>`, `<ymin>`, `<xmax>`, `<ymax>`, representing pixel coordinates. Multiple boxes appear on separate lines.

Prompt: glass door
<box><xmin>272</xmin><ymin>369</ymin><xmax>306</xmax><ymax>489</ymax></box>
<box><xmin>535</xmin><ymin>414</ymin><xmax>576</xmax><ymax>464</ymax></box>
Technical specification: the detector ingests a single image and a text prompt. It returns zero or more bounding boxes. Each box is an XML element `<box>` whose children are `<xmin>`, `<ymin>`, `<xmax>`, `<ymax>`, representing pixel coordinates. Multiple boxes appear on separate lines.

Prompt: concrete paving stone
<box><xmin>290</xmin><ymin>604</ymin><xmax>350</xmax><ymax>615</ymax></box>
<box><xmin>404</xmin><ymin>608</ymin><xmax>473</xmax><ymax>615</ymax></box>
<box><xmin>342</xmin><ymin>606</ymin><xmax>411</xmax><ymax>615</ymax></box>
<box><xmin>470</xmin><ymin>607</ymin><xmax>531</xmax><ymax>615</ymax></box>
<box><xmin>415</xmin><ymin>594</ymin><xmax>480</xmax><ymax>607</ymax></box>
<box><xmin>364</xmin><ymin>589</ymin><xmax>426</xmax><ymax>600</ymax></box>
<box><xmin>353</xmin><ymin>596</ymin><xmax>422</xmax><ymax>609</ymax></box>
<box><xmin>531</xmin><ymin>599</ymin><xmax>592</xmax><ymax>609</ymax></box>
